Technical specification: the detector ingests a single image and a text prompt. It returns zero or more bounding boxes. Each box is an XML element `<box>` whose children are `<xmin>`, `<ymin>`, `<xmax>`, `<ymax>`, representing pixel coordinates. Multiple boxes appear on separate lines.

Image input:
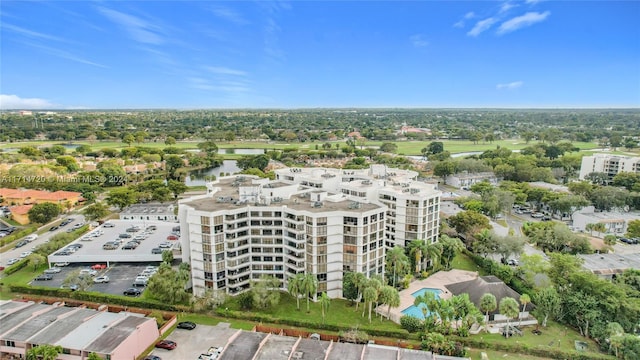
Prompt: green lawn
<box><xmin>470</xmin><ymin>321</ymin><xmax>609</xmax><ymax>358</ymax></box>
<box><xmin>223</xmin><ymin>291</ymin><xmax>403</xmax><ymax>332</ymax></box>
<box><xmin>467</xmin><ymin>348</ymin><xmax>555</xmax><ymax>360</ymax></box>
<box><xmin>0</xmin><ymin>139</ymin><xmax>605</xmax><ymax>156</ymax></box>
<box><xmin>451</xmin><ymin>253</ymin><xmax>488</xmax><ymax>275</ymax></box>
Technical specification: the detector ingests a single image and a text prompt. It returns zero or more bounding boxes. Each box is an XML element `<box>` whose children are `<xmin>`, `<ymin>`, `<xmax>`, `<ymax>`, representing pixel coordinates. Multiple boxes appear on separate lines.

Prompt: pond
<box><xmin>185</xmin><ymin>160</ymin><xmax>241</xmax><ymax>186</ymax></box>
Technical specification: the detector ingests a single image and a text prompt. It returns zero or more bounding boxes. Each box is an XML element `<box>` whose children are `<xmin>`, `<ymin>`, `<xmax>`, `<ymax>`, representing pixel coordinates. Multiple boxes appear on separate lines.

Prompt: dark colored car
<box><xmin>155</xmin><ymin>340</ymin><xmax>177</xmax><ymax>350</ymax></box>
<box><xmin>177</xmin><ymin>321</ymin><xmax>196</xmax><ymax>330</ymax></box>
<box><xmin>151</xmin><ymin>248</ymin><xmax>163</xmax><ymax>254</ymax></box>
<box><xmin>14</xmin><ymin>240</ymin><xmax>28</xmax><ymax>248</ymax></box>
<box><xmin>49</xmin><ymin>226</ymin><xmax>59</xmax><ymax>231</ymax></box>
<box><xmin>123</xmin><ymin>288</ymin><xmax>141</xmax><ymax>296</ymax></box>
<box><xmin>119</xmin><ymin>233</ymin><xmax>132</xmax><ymax>238</ymax></box>
<box><xmin>143</xmin><ymin>356</ymin><xmax>162</xmax><ymax>360</ymax></box>
<box><xmin>34</xmin><ymin>274</ymin><xmax>54</xmax><ymax>281</ymax></box>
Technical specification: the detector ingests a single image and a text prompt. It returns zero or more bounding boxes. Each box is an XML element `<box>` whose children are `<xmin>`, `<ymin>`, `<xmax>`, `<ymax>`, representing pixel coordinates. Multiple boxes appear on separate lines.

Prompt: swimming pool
<box><xmin>401</xmin><ymin>288</ymin><xmax>442</xmax><ymax>320</ymax></box>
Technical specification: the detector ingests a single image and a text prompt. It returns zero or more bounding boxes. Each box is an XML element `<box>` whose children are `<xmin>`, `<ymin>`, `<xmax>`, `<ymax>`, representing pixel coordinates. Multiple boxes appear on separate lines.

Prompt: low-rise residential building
<box><xmin>178</xmin><ymin>166</ymin><xmax>441</xmax><ymax>299</ymax></box>
<box><xmin>572</xmin><ymin>206</ymin><xmax>639</xmax><ymax>235</ymax></box>
<box><xmin>579</xmin><ymin>154</ymin><xmax>640</xmax><ymax>181</ymax></box>
<box><xmin>7</xmin><ymin>205</ymin><xmax>32</xmax><ymax>225</ymax></box>
<box><xmin>0</xmin><ymin>188</ymin><xmax>83</xmax><ymax>207</ymax></box>
<box><xmin>0</xmin><ymin>300</ymin><xmax>161</xmax><ymax>360</ymax></box>
<box><xmin>120</xmin><ymin>203</ymin><xmax>178</xmax><ymax>222</ymax></box>
<box><xmin>445</xmin><ymin>172</ymin><xmax>498</xmax><ymax>189</ymax></box>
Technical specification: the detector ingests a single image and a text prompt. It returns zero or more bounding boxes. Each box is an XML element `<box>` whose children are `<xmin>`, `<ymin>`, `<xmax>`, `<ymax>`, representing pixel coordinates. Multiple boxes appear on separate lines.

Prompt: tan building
<box><xmin>0</xmin><ymin>188</ymin><xmax>82</xmax><ymax>207</ymax></box>
<box><xmin>179</xmin><ymin>166</ymin><xmax>441</xmax><ymax>299</ymax></box>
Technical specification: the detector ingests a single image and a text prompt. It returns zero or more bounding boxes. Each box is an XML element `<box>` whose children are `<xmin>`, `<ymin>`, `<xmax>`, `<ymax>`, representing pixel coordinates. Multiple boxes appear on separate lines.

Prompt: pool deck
<box><xmin>377</xmin><ymin>269</ymin><xmax>478</xmax><ymax>323</ymax></box>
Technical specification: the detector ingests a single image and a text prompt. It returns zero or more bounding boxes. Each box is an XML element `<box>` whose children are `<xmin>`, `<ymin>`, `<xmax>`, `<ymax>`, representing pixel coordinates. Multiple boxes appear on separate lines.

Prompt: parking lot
<box><xmin>30</xmin><ymin>262</ymin><xmax>160</xmax><ymax>296</ymax></box>
<box><xmin>47</xmin><ymin>220</ymin><xmax>181</xmax><ymax>265</ymax></box>
<box><xmin>147</xmin><ymin>323</ymin><xmax>239</xmax><ymax>360</ymax></box>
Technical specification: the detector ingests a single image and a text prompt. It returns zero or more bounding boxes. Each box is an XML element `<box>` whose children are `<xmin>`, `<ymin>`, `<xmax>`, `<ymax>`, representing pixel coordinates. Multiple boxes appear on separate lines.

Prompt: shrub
<box><xmin>148</xmin><ymin>310</ymin><xmax>166</xmax><ymax>328</ymax></box>
<box><xmin>3</xmin><ymin>259</ymin><xmax>29</xmax><ymax>275</ymax></box>
<box><xmin>400</xmin><ymin>315</ymin><xmax>423</xmax><ymax>333</ymax></box>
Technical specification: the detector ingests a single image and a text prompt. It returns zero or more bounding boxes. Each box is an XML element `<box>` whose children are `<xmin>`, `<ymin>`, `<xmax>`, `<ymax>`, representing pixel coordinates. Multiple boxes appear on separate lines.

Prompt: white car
<box><xmin>44</xmin><ymin>267</ymin><xmax>62</xmax><ymax>274</ymax></box>
<box><xmin>103</xmin><ymin>223</ymin><xmax>115</xmax><ymax>228</ymax></box>
<box><xmin>25</xmin><ymin>234</ymin><xmax>38</xmax><ymax>242</ymax></box>
<box><xmin>54</xmin><ymin>262</ymin><xmax>70</xmax><ymax>267</ymax></box>
<box><xmin>20</xmin><ymin>251</ymin><xmax>33</xmax><ymax>258</ymax></box>
<box><xmin>7</xmin><ymin>258</ymin><xmax>20</xmax><ymax>265</ymax></box>
<box><xmin>79</xmin><ymin>269</ymin><xmax>98</xmax><ymax>277</ymax></box>
<box><xmin>93</xmin><ymin>276</ymin><xmax>110</xmax><ymax>283</ymax></box>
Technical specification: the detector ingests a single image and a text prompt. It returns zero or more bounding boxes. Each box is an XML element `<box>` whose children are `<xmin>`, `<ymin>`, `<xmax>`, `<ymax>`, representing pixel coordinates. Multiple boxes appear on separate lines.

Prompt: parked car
<box><xmin>123</xmin><ymin>288</ymin><xmax>142</xmax><ymax>296</ymax></box>
<box><xmin>167</xmin><ymin>235</ymin><xmax>179</xmax><ymax>241</ymax></box>
<box><xmin>143</xmin><ymin>356</ymin><xmax>162</xmax><ymax>360</ymax></box>
<box><xmin>60</xmin><ymin>284</ymin><xmax>79</xmax><ymax>291</ymax></box>
<box><xmin>531</xmin><ymin>213</ymin><xmax>544</xmax><ymax>218</ymax></box>
<box><xmin>155</xmin><ymin>340</ymin><xmax>177</xmax><ymax>350</ymax></box>
<box><xmin>119</xmin><ymin>233</ymin><xmax>132</xmax><ymax>238</ymax></box>
<box><xmin>20</xmin><ymin>251</ymin><xmax>33</xmax><ymax>258</ymax></box>
<box><xmin>177</xmin><ymin>321</ymin><xmax>196</xmax><ymax>330</ymax></box>
<box><xmin>507</xmin><ymin>259</ymin><xmax>519</xmax><ymax>266</ymax></box>
<box><xmin>15</xmin><ymin>240</ymin><xmax>28</xmax><ymax>248</ymax></box>
<box><xmin>79</xmin><ymin>269</ymin><xmax>98</xmax><ymax>277</ymax></box>
<box><xmin>34</xmin><ymin>274</ymin><xmax>53</xmax><ymax>281</ymax></box>
<box><xmin>93</xmin><ymin>276</ymin><xmax>110</xmax><ymax>283</ymax></box>
<box><xmin>103</xmin><ymin>222</ymin><xmax>115</xmax><ymax>228</ymax></box>
<box><xmin>159</xmin><ymin>242</ymin><xmax>173</xmax><ymax>249</ymax></box>
<box><xmin>44</xmin><ymin>267</ymin><xmax>62</xmax><ymax>274</ymax></box>
<box><xmin>25</xmin><ymin>234</ymin><xmax>38</xmax><ymax>242</ymax></box>
<box><xmin>91</xmin><ymin>264</ymin><xmax>107</xmax><ymax>270</ymax></box>
<box><xmin>54</xmin><ymin>262</ymin><xmax>70</xmax><ymax>267</ymax></box>
<box><xmin>49</xmin><ymin>225</ymin><xmax>59</xmax><ymax>231</ymax></box>
<box><xmin>151</xmin><ymin>248</ymin><xmax>163</xmax><ymax>254</ymax></box>
<box><xmin>7</xmin><ymin>258</ymin><xmax>20</xmax><ymax>265</ymax></box>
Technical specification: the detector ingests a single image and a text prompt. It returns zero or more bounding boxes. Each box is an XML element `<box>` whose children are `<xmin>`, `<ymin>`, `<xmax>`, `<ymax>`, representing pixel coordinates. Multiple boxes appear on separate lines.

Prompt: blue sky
<box><xmin>1</xmin><ymin>1</ymin><xmax>639</xmax><ymax>109</ymax></box>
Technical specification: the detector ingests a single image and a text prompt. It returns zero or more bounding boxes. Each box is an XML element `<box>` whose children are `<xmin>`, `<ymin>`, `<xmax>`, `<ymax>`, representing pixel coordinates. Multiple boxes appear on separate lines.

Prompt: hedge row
<box><xmin>0</xmin><ymin>226</ymin><xmax>37</xmax><ymax>247</ymax></box>
<box><xmin>3</xmin><ymin>258</ymin><xmax>29</xmax><ymax>275</ymax></box>
<box><xmin>8</xmin><ymin>285</ymin><xmax>189</xmax><ymax>312</ymax></box>
<box><xmin>452</xmin><ymin>336</ymin><xmax>614</xmax><ymax>360</ymax></box>
<box><xmin>214</xmin><ymin>307</ymin><xmax>416</xmax><ymax>340</ymax></box>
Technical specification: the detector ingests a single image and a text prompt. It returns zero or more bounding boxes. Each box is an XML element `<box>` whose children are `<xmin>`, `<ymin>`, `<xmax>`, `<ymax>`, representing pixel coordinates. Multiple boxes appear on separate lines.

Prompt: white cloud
<box><xmin>453</xmin><ymin>20</ymin><xmax>465</xmax><ymax>28</ymax></box>
<box><xmin>410</xmin><ymin>34</ymin><xmax>429</xmax><ymax>48</ymax></box>
<box><xmin>496</xmin><ymin>81</ymin><xmax>524</xmax><ymax>90</ymax></box>
<box><xmin>98</xmin><ymin>7</ymin><xmax>164</xmax><ymax>44</ymax></box>
<box><xmin>497</xmin><ymin>11</ymin><xmax>550</xmax><ymax>35</ymax></box>
<box><xmin>204</xmin><ymin>66</ymin><xmax>248</xmax><ymax>76</ymax></box>
<box><xmin>209</xmin><ymin>6</ymin><xmax>248</xmax><ymax>25</ymax></box>
<box><xmin>2</xmin><ymin>23</ymin><xmax>67</xmax><ymax>42</ymax></box>
<box><xmin>500</xmin><ymin>2</ymin><xmax>518</xmax><ymax>13</ymax></box>
<box><xmin>464</xmin><ymin>12</ymin><xmax>476</xmax><ymax>19</ymax></box>
<box><xmin>0</xmin><ymin>94</ymin><xmax>56</xmax><ymax>109</ymax></box>
<box><xmin>526</xmin><ymin>0</ymin><xmax>544</xmax><ymax>4</ymax></box>
<box><xmin>467</xmin><ymin>17</ymin><xmax>498</xmax><ymax>37</ymax></box>
<box><xmin>21</xmin><ymin>42</ymin><xmax>108</xmax><ymax>68</ymax></box>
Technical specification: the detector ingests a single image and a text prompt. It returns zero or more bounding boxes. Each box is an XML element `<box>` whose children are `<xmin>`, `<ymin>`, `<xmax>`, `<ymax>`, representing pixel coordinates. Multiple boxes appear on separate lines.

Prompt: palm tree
<box><xmin>425</xmin><ymin>242</ymin><xmax>443</xmax><ymax>270</ymax></box>
<box><xmin>439</xmin><ymin>235</ymin><xmax>465</xmax><ymax>270</ymax></box>
<box><xmin>353</xmin><ymin>272</ymin><xmax>367</xmax><ymax>312</ymax></box>
<box><xmin>593</xmin><ymin>222</ymin><xmax>606</xmax><ymax>237</ymax></box>
<box><xmin>319</xmin><ymin>292</ymin><xmax>331</xmax><ymax>323</ymax></box>
<box><xmin>301</xmin><ymin>273</ymin><xmax>318</xmax><ymax>312</ymax></box>
<box><xmin>363</xmin><ymin>286</ymin><xmax>378</xmax><ymax>323</ymax></box>
<box><xmin>499</xmin><ymin>297</ymin><xmax>520</xmax><ymax>339</ymax></box>
<box><xmin>408</xmin><ymin>239</ymin><xmax>427</xmax><ymax>273</ymax></box>
<box><xmin>585</xmin><ymin>223</ymin><xmax>595</xmax><ymax>236</ymax></box>
<box><xmin>519</xmin><ymin>293</ymin><xmax>531</xmax><ymax>326</ymax></box>
<box><xmin>288</xmin><ymin>273</ymin><xmax>305</xmax><ymax>310</ymax></box>
<box><xmin>386</xmin><ymin>246</ymin><xmax>409</xmax><ymax>288</ymax></box>
<box><xmin>479</xmin><ymin>293</ymin><xmax>497</xmax><ymax>332</ymax></box>
<box><xmin>379</xmin><ymin>285</ymin><xmax>400</xmax><ymax>320</ymax></box>
<box><xmin>362</xmin><ymin>278</ymin><xmax>382</xmax><ymax>318</ymax></box>
<box><xmin>26</xmin><ymin>344</ymin><xmax>63</xmax><ymax>360</ymax></box>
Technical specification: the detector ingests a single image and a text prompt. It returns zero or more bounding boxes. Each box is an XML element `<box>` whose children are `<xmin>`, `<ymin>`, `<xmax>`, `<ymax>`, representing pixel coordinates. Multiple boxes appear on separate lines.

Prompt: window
<box><xmin>201</xmin><ymin>216</ymin><xmax>210</xmax><ymax>225</ymax></box>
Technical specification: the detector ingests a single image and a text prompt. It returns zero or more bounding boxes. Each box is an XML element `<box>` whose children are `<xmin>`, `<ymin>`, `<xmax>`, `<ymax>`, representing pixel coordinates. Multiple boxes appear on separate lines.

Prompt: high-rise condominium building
<box><xmin>178</xmin><ymin>165</ymin><xmax>441</xmax><ymax>299</ymax></box>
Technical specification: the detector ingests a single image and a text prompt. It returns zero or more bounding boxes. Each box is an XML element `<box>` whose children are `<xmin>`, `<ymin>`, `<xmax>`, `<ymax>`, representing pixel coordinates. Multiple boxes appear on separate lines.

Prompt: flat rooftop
<box><xmin>253</xmin><ymin>334</ymin><xmax>297</xmax><ymax>360</ymax></box>
<box><xmin>121</xmin><ymin>203</ymin><xmax>175</xmax><ymax>215</ymax></box>
<box><xmin>220</xmin><ymin>331</ymin><xmax>266</xmax><ymax>360</ymax></box>
<box><xmin>325</xmin><ymin>342</ymin><xmax>364</xmax><ymax>360</ymax></box>
<box><xmin>29</xmin><ymin>308</ymin><xmax>97</xmax><ymax>345</ymax></box>
<box><xmin>295</xmin><ymin>338</ymin><xmax>329</xmax><ymax>359</ymax></box>
<box><xmin>578</xmin><ymin>253</ymin><xmax>640</xmax><ymax>275</ymax></box>
<box><xmin>3</xmin><ymin>305</ymin><xmax>75</xmax><ymax>342</ymax></box>
<box><xmin>85</xmin><ymin>315</ymin><xmax>151</xmax><ymax>354</ymax></box>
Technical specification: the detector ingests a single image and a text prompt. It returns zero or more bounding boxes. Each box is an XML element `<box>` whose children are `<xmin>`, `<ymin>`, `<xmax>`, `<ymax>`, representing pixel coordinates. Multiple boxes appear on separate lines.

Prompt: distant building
<box><xmin>579</xmin><ymin>154</ymin><xmax>640</xmax><ymax>181</ymax></box>
<box><xmin>578</xmin><ymin>253</ymin><xmax>640</xmax><ymax>280</ymax></box>
<box><xmin>572</xmin><ymin>206</ymin><xmax>639</xmax><ymax>235</ymax></box>
<box><xmin>445</xmin><ymin>172</ymin><xmax>498</xmax><ymax>189</ymax></box>
<box><xmin>0</xmin><ymin>188</ymin><xmax>83</xmax><ymax>207</ymax></box>
<box><xmin>8</xmin><ymin>205</ymin><xmax>32</xmax><ymax>225</ymax></box>
<box><xmin>120</xmin><ymin>203</ymin><xmax>178</xmax><ymax>222</ymax></box>
<box><xmin>0</xmin><ymin>300</ymin><xmax>161</xmax><ymax>360</ymax></box>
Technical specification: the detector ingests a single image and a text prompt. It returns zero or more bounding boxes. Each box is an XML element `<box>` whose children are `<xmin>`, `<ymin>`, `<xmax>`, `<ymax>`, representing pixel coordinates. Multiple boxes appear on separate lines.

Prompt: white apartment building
<box><xmin>579</xmin><ymin>154</ymin><xmax>640</xmax><ymax>181</ymax></box>
<box><xmin>178</xmin><ymin>165</ymin><xmax>441</xmax><ymax>299</ymax></box>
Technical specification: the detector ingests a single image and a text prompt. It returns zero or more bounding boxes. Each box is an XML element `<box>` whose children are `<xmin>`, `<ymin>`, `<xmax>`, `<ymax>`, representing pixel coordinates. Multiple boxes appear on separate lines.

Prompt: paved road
<box><xmin>1</xmin><ymin>215</ymin><xmax>86</xmax><ymax>267</ymax></box>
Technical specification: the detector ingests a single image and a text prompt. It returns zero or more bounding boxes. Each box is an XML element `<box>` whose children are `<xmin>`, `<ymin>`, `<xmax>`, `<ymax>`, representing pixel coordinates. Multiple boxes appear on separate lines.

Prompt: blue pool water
<box><xmin>401</xmin><ymin>288</ymin><xmax>442</xmax><ymax>320</ymax></box>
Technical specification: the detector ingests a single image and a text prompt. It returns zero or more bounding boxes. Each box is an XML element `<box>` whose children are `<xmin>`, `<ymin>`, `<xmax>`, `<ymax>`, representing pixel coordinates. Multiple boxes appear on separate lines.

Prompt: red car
<box><xmin>91</xmin><ymin>264</ymin><xmax>107</xmax><ymax>270</ymax></box>
<box><xmin>155</xmin><ymin>340</ymin><xmax>177</xmax><ymax>350</ymax></box>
